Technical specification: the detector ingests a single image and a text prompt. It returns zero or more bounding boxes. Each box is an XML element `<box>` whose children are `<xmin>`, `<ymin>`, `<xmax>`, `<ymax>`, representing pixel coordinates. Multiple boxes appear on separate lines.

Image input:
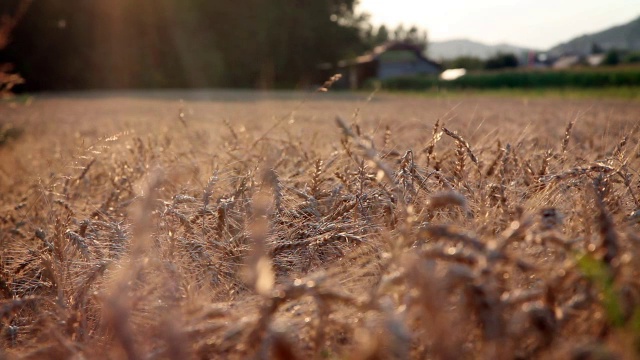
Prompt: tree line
<box><xmin>443</xmin><ymin>53</ymin><xmax>519</xmax><ymax>71</ymax></box>
<box><xmin>443</xmin><ymin>46</ymin><xmax>640</xmax><ymax>72</ymax></box>
<box><xmin>0</xmin><ymin>0</ymin><xmax>428</xmax><ymax>91</ymax></box>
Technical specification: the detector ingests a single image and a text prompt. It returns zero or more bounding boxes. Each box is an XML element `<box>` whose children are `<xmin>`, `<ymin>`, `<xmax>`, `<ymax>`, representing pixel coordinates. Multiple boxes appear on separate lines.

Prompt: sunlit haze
<box><xmin>358</xmin><ymin>0</ymin><xmax>640</xmax><ymax>49</ymax></box>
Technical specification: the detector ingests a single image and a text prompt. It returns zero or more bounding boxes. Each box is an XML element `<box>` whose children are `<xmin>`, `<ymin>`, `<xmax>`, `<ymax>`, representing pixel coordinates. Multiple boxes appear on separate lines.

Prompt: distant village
<box><xmin>510</xmin><ymin>44</ymin><xmax>635</xmax><ymax>70</ymax></box>
<box><xmin>320</xmin><ymin>39</ymin><xmax>640</xmax><ymax>89</ymax></box>
<box><xmin>319</xmin><ymin>14</ymin><xmax>640</xmax><ymax>91</ymax></box>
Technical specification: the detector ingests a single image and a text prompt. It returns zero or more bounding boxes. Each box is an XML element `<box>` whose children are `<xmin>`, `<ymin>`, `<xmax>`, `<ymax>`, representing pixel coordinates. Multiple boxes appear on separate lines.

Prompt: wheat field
<box><xmin>1</xmin><ymin>90</ymin><xmax>640</xmax><ymax>359</ymax></box>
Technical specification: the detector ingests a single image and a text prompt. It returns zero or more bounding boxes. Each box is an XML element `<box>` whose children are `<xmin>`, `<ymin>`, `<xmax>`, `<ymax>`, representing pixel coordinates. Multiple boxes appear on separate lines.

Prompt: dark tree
<box><xmin>623</xmin><ymin>51</ymin><xmax>640</xmax><ymax>64</ymax></box>
<box><xmin>591</xmin><ymin>42</ymin><xmax>604</xmax><ymax>54</ymax></box>
<box><xmin>484</xmin><ymin>53</ymin><xmax>519</xmax><ymax>70</ymax></box>
<box><xmin>445</xmin><ymin>56</ymin><xmax>484</xmax><ymax>70</ymax></box>
<box><xmin>374</xmin><ymin>25</ymin><xmax>389</xmax><ymax>45</ymax></box>
<box><xmin>602</xmin><ymin>49</ymin><xmax>620</xmax><ymax>66</ymax></box>
<box><xmin>371</xmin><ymin>23</ymin><xmax>429</xmax><ymax>51</ymax></box>
<box><xmin>0</xmin><ymin>0</ymin><xmax>29</xmax><ymax>95</ymax></box>
<box><xmin>2</xmin><ymin>0</ymin><xmax>370</xmax><ymax>90</ymax></box>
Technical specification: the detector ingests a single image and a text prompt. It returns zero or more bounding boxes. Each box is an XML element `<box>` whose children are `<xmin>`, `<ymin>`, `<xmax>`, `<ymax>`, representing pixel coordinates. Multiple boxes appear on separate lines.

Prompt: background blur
<box><xmin>0</xmin><ymin>0</ymin><xmax>374</xmax><ymax>90</ymax></box>
<box><xmin>0</xmin><ymin>0</ymin><xmax>639</xmax><ymax>91</ymax></box>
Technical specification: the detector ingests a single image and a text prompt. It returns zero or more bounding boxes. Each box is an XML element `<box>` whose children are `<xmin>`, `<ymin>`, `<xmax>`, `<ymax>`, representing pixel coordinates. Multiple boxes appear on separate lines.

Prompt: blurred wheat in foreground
<box><xmin>1</xmin><ymin>91</ymin><xmax>640</xmax><ymax>359</ymax></box>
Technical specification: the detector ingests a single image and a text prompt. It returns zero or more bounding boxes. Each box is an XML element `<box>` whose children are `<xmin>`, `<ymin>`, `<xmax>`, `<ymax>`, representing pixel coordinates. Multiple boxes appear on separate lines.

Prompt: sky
<box><xmin>357</xmin><ymin>0</ymin><xmax>640</xmax><ymax>49</ymax></box>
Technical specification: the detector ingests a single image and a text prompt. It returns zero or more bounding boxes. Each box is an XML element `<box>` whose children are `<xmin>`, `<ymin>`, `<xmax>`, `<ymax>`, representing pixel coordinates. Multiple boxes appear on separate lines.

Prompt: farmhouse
<box><xmin>552</xmin><ymin>53</ymin><xmax>606</xmax><ymax>69</ymax></box>
<box><xmin>320</xmin><ymin>41</ymin><xmax>443</xmax><ymax>89</ymax></box>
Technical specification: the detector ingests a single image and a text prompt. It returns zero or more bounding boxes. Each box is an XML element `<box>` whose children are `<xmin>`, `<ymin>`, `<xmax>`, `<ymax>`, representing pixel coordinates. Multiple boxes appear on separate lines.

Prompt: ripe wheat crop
<box><xmin>1</xmin><ymin>90</ymin><xmax>639</xmax><ymax>359</ymax></box>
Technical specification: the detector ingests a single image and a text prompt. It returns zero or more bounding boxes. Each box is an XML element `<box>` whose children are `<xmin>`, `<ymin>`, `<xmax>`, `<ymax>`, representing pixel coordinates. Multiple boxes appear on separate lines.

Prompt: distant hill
<box><xmin>548</xmin><ymin>15</ymin><xmax>640</xmax><ymax>56</ymax></box>
<box><xmin>428</xmin><ymin>39</ymin><xmax>534</xmax><ymax>60</ymax></box>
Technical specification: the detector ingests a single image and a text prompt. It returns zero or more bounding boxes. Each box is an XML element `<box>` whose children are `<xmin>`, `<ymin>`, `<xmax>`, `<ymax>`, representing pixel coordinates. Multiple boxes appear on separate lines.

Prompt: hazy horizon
<box><xmin>358</xmin><ymin>0</ymin><xmax>640</xmax><ymax>49</ymax></box>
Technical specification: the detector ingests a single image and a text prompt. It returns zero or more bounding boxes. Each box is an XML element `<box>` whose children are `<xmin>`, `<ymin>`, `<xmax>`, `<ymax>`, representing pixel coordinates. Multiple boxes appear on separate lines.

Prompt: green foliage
<box><xmin>484</xmin><ymin>52</ymin><xmax>519</xmax><ymax>70</ymax></box>
<box><xmin>2</xmin><ymin>0</ymin><xmax>369</xmax><ymax>90</ymax></box>
<box><xmin>0</xmin><ymin>1</ymin><xmax>28</xmax><ymax>95</ymax></box>
<box><xmin>576</xmin><ymin>253</ymin><xmax>624</xmax><ymax>327</ymax></box>
<box><xmin>443</xmin><ymin>56</ymin><xmax>484</xmax><ymax>70</ymax></box>
<box><xmin>374</xmin><ymin>25</ymin><xmax>389</xmax><ymax>45</ymax></box>
<box><xmin>402</xmin><ymin>25</ymin><xmax>428</xmax><ymax>52</ymax></box>
<box><xmin>623</xmin><ymin>52</ymin><xmax>640</xmax><ymax>64</ymax></box>
<box><xmin>603</xmin><ymin>50</ymin><xmax>621</xmax><ymax>66</ymax></box>
<box><xmin>377</xmin><ymin>75</ymin><xmax>439</xmax><ymax>90</ymax></box>
<box><xmin>378</xmin><ymin>68</ymin><xmax>640</xmax><ymax>90</ymax></box>
<box><xmin>362</xmin><ymin>23</ymin><xmax>428</xmax><ymax>52</ymax></box>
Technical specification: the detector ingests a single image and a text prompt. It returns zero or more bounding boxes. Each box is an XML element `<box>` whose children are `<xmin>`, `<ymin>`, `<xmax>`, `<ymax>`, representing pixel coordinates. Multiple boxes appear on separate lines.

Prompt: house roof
<box><xmin>338</xmin><ymin>41</ymin><xmax>442</xmax><ymax>69</ymax></box>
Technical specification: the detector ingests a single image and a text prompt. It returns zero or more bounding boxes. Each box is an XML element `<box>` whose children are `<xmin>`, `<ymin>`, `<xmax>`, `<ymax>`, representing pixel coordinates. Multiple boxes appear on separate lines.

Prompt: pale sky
<box><xmin>357</xmin><ymin>0</ymin><xmax>640</xmax><ymax>49</ymax></box>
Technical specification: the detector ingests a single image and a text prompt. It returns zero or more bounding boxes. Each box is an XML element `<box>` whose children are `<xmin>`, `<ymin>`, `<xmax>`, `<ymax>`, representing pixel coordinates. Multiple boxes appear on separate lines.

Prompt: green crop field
<box><xmin>378</xmin><ymin>67</ymin><xmax>640</xmax><ymax>94</ymax></box>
